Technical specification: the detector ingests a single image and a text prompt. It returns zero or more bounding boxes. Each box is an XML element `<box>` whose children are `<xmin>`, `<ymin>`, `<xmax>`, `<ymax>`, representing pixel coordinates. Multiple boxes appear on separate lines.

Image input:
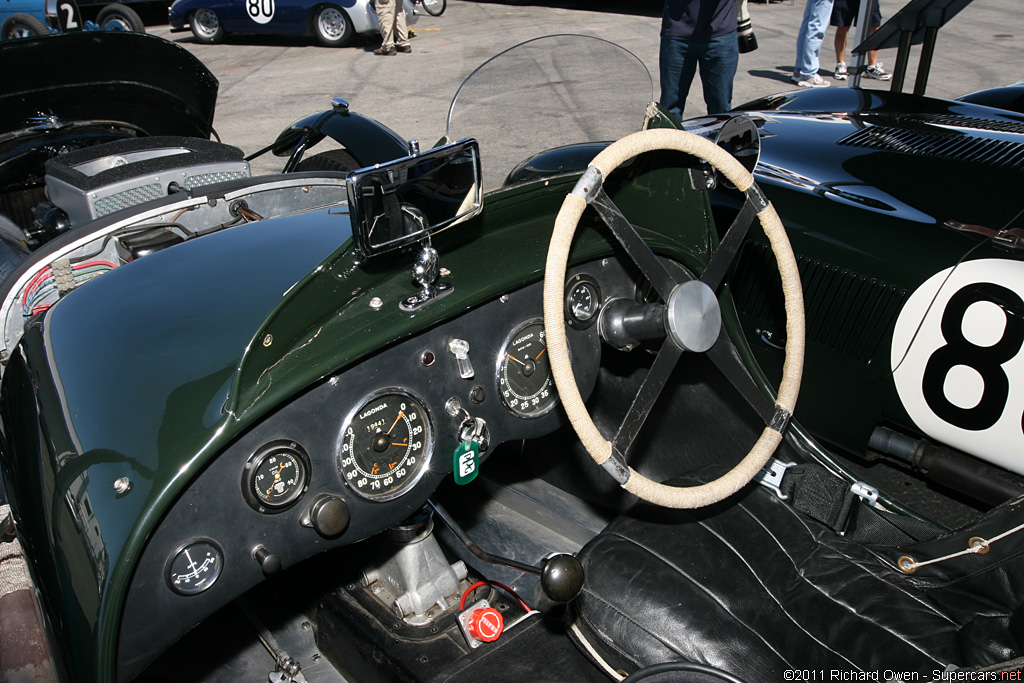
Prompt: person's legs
<box><xmin>794</xmin><ymin>0</ymin><xmax>834</xmax><ymax>80</ymax></box>
<box><xmin>699</xmin><ymin>31</ymin><xmax>739</xmax><ymax>115</ymax></box>
<box><xmin>376</xmin><ymin>0</ymin><xmax>397</xmax><ymax>51</ymax></box>
<box><xmin>659</xmin><ymin>36</ymin><xmax>699</xmax><ymax>120</ymax></box>
<box><xmin>393</xmin><ymin>1</ymin><xmax>409</xmax><ymax>49</ymax></box>
<box><xmin>834</xmin><ymin>25</ymin><xmax>849</xmax><ymax>64</ymax></box>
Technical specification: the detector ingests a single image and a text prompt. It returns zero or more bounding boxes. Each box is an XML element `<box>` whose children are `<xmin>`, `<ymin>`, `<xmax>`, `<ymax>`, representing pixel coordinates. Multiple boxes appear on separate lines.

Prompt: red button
<box><xmin>467</xmin><ymin>607</ymin><xmax>504</xmax><ymax>642</ymax></box>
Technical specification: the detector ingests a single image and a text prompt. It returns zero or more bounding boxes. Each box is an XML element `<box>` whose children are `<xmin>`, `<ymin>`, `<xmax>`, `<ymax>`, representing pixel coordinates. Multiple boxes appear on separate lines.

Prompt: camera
<box><xmin>735</xmin><ymin>0</ymin><xmax>758</xmax><ymax>53</ymax></box>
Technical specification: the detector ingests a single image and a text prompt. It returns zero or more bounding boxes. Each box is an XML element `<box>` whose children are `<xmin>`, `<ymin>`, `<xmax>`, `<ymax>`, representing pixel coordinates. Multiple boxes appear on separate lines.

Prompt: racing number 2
<box><xmin>921</xmin><ymin>282</ymin><xmax>1024</xmax><ymax>434</ymax></box>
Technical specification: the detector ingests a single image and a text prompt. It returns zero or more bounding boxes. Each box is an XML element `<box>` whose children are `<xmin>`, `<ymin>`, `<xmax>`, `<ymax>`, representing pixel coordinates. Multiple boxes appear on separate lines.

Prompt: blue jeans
<box><xmin>659</xmin><ymin>31</ymin><xmax>739</xmax><ymax>120</ymax></box>
<box><xmin>793</xmin><ymin>0</ymin><xmax>835</xmax><ymax>80</ymax></box>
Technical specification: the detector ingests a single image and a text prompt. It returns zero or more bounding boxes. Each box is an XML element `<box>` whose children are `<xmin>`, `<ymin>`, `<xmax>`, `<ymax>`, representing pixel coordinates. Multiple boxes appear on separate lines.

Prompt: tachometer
<box><xmin>338</xmin><ymin>391</ymin><xmax>433</xmax><ymax>501</ymax></box>
<box><xmin>498</xmin><ymin>319</ymin><xmax>558</xmax><ymax>418</ymax></box>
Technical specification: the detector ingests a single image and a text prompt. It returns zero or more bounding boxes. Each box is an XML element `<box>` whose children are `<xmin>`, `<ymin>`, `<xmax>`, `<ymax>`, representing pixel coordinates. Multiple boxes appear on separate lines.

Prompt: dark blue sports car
<box><xmin>168</xmin><ymin>0</ymin><xmax>416</xmax><ymax>47</ymax></box>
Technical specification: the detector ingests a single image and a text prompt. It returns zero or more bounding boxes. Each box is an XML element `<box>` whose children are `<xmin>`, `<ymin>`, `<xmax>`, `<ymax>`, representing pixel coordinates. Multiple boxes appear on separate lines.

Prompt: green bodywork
<box><xmin>1</xmin><ymin>123</ymin><xmax>740</xmax><ymax>680</ymax></box>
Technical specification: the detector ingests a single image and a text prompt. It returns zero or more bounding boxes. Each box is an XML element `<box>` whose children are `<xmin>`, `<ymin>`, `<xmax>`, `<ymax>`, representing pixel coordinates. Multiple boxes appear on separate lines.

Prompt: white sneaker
<box><xmin>834</xmin><ymin>62</ymin><xmax>847</xmax><ymax>80</ymax></box>
<box><xmin>792</xmin><ymin>73</ymin><xmax>830</xmax><ymax>88</ymax></box>
<box><xmin>865</xmin><ymin>63</ymin><xmax>892</xmax><ymax>80</ymax></box>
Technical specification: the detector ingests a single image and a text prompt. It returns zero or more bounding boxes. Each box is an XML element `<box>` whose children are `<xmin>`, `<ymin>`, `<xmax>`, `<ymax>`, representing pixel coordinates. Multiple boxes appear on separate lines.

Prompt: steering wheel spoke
<box><xmin>590</xmin><ymin>185</ymin><xmax>679</xmax><ymax>301</ymax></box>
<box><xmin>612</xmin><ymin>338</ymin><xmax>685</xmax><ymax>460</ymax></box>
<box><xmin>704</xmin><ymin>329</ymin><xmax>776</xmax><ymax>425</ymax></box>
<box><xmin>700</xmin><ymin>193</ymin><xmax>760</xmax><ymax>292</ymax></box>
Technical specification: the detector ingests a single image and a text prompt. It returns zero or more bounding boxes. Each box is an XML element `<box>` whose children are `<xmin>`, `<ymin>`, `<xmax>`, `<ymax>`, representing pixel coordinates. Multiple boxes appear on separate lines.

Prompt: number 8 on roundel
<box><xmin>247</xmin><ymin>0</ymin><xmax>275</xmax><ymax>24</ymax></box>
<box><xmin>892</xmin><ymin>259</ymin><xmax>1024</xmax><ymax>475</ymax></box>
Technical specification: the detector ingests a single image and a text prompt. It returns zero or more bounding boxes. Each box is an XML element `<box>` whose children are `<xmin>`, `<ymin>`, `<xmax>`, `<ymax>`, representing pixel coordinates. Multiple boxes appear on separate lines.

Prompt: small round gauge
<box><xmin>498</xmin><ymin>319</ymin><xmax>558</xmax><ymax>418</ymax></box>
<box><xmin>167</xmin><ymin>540</ymin><xmax>223</xmax><ymax>596</ymax></box>
<box><xmin>565</xmin><ymin>274</ymin><xmax>602</xmax><ymax>329</ymax></box>
<box><xmin>242</xmin><ymin>441</ymin><xmax>310</xmax><ymax>513</ymax></box>
<box><xmin>338</xmin><ymin>391</ymin><xmax>433</xmax><ymax>501</ymax></box>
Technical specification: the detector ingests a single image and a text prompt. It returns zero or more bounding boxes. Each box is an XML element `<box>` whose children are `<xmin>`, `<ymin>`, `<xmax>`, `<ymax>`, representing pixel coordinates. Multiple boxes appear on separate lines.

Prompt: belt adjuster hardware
<box><xmin>850</xmin><ymin>481</ymin><xmax>879</xmax><ymax>506</ymax></box>
<box><xmin>754</xmin><ymin>459</ymin><xmax>796</xmax><ymax>500</ymax></box>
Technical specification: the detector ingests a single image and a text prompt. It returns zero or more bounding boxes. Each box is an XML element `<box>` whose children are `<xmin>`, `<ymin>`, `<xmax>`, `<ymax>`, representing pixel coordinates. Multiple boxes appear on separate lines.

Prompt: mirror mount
<box><xmin>400</xmin><ymin>242</ymin><xmax>454</xmax><ymax>312</ymax></box>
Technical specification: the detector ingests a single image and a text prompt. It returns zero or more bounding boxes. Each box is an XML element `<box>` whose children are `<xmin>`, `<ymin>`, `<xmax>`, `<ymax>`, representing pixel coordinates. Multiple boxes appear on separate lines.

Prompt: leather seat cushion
<box><xmin>570</xmin><ymin>470</ymin><xmax>1024</xmax><ymax>680</ymax></box>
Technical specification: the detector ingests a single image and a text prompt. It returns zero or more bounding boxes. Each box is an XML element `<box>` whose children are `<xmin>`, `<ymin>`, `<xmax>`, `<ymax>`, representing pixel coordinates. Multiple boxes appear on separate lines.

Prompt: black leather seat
<box><xmin>569</xmin><ymin>466</ymin><xmax>1024</xmax><ymax>680</ymax></box>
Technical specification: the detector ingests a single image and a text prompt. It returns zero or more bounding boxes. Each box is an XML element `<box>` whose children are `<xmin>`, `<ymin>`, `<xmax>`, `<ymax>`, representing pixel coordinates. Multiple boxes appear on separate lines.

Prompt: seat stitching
<box><xmin>601</xmin><ymin>529</ymin><xmax>795</xmax><ymax>670</ymax></box>
<box><xmin>733</xmin><ymin>494</ymin><xmax>953</xmax><ymax>663</ymax></box>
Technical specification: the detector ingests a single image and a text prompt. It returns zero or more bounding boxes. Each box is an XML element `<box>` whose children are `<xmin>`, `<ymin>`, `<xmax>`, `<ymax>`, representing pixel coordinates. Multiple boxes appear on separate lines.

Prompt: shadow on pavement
<box><xmin>462</xmin><ymin>0</ymin><xmax>661</xmax><ymax>18</ymax></box>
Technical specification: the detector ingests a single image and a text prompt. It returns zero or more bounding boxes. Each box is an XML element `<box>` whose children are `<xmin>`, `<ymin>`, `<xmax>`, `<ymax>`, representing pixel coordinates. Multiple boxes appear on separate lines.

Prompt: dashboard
<box><xmin>116</xmin><ymin>255</ymin><xmax>641</xmax><ymax>681</ymax></box>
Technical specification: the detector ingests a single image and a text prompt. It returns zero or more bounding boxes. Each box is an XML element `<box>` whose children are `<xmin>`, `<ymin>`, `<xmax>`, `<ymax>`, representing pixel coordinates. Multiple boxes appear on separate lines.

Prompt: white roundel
<box><xmin>247</xmin><ymin>0</ymin><xmax>275</xmax><ymax>24</ymax></box>
<box><xmin>891</xmin><ymin>259</ymin><xmax>1024</xmax><ymax>475</ymax></box>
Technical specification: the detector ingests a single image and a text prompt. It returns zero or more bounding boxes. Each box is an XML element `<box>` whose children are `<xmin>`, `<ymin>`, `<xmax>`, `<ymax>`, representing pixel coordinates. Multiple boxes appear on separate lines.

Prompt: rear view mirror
<box><xmin>347</xmin><ymin>139</ymin><xmax>482</xmax><ymax>257</ymax></box>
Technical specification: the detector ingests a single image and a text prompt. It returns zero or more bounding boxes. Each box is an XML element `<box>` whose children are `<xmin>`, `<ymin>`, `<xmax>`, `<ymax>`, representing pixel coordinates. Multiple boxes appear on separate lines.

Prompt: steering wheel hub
<box><xmin>666</xmin><ymin>280</ymin><xmax>721</xmax><ymax>353</ymax></box>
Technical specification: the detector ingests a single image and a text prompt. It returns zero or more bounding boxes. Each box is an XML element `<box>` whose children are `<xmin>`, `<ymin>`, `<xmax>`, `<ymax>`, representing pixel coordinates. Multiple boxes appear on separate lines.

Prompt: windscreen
<box><xmin>444</xmin><ymin>35</ymin><xmax>654</xmax><ymax>193</ymax></box>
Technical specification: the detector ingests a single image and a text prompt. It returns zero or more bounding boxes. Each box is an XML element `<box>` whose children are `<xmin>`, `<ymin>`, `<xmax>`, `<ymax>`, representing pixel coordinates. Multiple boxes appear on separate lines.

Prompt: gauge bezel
<box><xmin>565</xmin><ymin>273</ymin><xmax>602</xmax><ymax>329</ymax></box>
<box><xmin>337</xmin><ymin>389</ymin><xmax>435</xmax><ymax>502</ymax></box>
<box><xmin>241</xmin><ymin>440</ymin><xmax>311</xmax><ymax>513</ymax></box>
<box><xmin>165</xmin><ymin>538</ymin><xmax>224</xmax><ymax>597</ymax></box>
<box><xmin>496</xmin><ymin>318</ymin><xmax>559</xmax><ymax>419</ymax></box>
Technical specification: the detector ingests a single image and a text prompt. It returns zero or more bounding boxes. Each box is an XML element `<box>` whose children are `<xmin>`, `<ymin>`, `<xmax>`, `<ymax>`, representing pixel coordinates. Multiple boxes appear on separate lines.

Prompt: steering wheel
<box><xmin>542</xmin><ymin>128</ymin><xmax>805</xmax><ymax>509</ymax></box>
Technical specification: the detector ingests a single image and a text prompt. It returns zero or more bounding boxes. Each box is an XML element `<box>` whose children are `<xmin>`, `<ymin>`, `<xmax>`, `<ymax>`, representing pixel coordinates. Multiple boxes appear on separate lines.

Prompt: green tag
<box><xmin>453</xmin><ymin>441</ymin><xmax>480</xmax><ymax>485</ymax></box>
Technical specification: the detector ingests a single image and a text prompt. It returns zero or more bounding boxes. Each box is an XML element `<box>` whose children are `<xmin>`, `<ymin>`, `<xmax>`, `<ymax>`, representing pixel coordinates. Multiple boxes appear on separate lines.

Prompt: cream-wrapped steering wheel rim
<box><xmin>542</xmin><ymin>127</ymin><xmax>805</xmax><ymax>509</ymax></box>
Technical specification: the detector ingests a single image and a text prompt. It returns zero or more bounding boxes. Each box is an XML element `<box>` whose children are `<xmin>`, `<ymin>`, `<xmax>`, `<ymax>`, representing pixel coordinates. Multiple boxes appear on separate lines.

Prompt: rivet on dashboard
<box><xmin>263</xmin><ymin>334</ymin><xmax>273</xmax><ymax>347</ymax></box>
<box><xmin>113</xmin><ymin>477</ymin><xmax>131</xmax><ymax>495</ymax></box>
<box><xmin>302</xmin><ymin>186</ymin><xmax>310</xmax><ymax>193</ymax></box>
<box><xmin>370</xmin><ymin>297</ymin><xmax>383</xmax><ymax>310</ymax></box>
<box><xmin>440</xmin><ymin>268</ymin><xmax>451</xmax><ymax>277</ymax></box>
<box><xmin>499</xmin><ymin>295</ymin><xmax>509</xmax><ymax>304</ymax></box>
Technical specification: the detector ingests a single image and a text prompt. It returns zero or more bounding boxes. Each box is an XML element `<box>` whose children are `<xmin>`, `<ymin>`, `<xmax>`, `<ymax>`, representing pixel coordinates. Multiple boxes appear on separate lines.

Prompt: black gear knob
<box><xmin>540</xmin><ymin>553</ymin><xmax>584</xmax><ymax>603</ymax></box>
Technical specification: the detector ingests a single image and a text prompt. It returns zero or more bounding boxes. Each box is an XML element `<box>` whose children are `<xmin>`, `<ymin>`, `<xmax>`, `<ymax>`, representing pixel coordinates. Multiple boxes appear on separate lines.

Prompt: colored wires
<box><xmin>21</xmin><ymin>261</ymin><xmax>117</xmax><ymax>317</ymax></box>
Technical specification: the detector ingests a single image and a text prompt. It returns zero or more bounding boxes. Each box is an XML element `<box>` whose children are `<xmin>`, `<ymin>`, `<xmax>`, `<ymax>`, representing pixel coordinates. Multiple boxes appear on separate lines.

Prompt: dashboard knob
<box><xmin>253</xmin><ymin>545</ymin><xmax>282</xmax><ymax>575</ymax></box>
<box><xmin>309</xmin><ymin>495</ymin><xmax>350</xmax><ymax>538</ymax></box>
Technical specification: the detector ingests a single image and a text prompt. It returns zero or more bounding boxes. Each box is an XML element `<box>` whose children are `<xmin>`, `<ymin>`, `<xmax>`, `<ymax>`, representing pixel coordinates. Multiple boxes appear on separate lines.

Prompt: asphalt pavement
<box><xmin>146</xmin><ymin>0</ymin><xmax>1023</xmax><ymax>175</ymax></box>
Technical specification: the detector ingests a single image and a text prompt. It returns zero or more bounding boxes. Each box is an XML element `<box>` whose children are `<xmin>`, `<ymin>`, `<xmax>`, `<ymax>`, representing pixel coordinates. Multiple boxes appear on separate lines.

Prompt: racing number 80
<box><xmin>248</xmin><ymin>0</ymin><xmax>274</xmax><ymax>20</ymax></box>
<box><xmin>921</xmin><ymin>282</ymin><xmax>1024</xmax><ymax>434</ymax></box>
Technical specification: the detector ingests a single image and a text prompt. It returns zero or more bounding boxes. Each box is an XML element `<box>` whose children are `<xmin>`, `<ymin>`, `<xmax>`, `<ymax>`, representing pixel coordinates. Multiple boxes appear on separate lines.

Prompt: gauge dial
<box><xmin>339</xmin><ymin>391</ymin><xmax>433</xmax><ymax>501</ymax></box>
<box><xmin>565</xmin><ymin>274</ymin><xmax>601</xmax><ymax>329</ymax></box>
<box><xmin>243</xmin><ymin>441</ymin><xmax>310</xmax><ymax>513</ymax></box>
<box><xmin>167</xmin><ymin>540</ymin><xmax>223</xmax><ymax>596</ymax></box>
<box><xmin>498</xmin><ymin>320</ymin><xmax>558</xmax><ymax>418</ymax></box>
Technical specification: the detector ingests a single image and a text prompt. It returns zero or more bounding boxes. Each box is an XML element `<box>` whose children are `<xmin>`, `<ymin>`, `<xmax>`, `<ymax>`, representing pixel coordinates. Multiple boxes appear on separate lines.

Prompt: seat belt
<box><xmin>755</xmin><ymin>459</ymin><xmax>941</xmax><ymax>545</ymax></box>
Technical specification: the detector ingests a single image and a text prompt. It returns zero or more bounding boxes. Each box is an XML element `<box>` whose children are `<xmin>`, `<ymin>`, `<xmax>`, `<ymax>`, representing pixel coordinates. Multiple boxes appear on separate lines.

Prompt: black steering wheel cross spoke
<box><xmin>543</xmin><ymin>128</ymin><xmax>805</xmax><ymax>509</ymax></box>
<box><xmin>699</xmin><ymin>189</ymin><xmax>764</xmax><ymax>293</ymax></box>
<box><xmin>588</xmin><ymin>181</ymin><xmax>679</xmax><ymax>302</ymax></box>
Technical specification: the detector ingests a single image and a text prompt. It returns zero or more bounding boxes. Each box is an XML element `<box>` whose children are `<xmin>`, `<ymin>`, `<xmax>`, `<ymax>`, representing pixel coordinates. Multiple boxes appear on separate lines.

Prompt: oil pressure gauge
<box><xmin>167</xmin><ymin>540</ymin><xmax>223</xmax><ymax>596</ymax></box>
<box><xmin>565</xmin><ymin>274</ymin><xmax>601</xmax><ymax>329</ymax></box>
<box><xmin>498</xmin><ymin>319</ymin><xmax>558</xmax><ymax>418</ymax></box>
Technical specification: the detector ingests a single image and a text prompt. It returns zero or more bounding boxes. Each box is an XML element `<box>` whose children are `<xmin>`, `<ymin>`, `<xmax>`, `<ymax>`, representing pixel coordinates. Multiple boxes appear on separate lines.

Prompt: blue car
<box><xmin>0</xmin><ymin>0</ymin><xmax>54</xmax><ymax>39</ymax></box>
<box><xmin>169</xmin><ymin>0</ymin><xmax>417</xmax><ymax>47</ymax></box>
<box><xmin>1</xmin><ymin>0</ymin><xmax>145</xmax><ymax>39</ymax></box>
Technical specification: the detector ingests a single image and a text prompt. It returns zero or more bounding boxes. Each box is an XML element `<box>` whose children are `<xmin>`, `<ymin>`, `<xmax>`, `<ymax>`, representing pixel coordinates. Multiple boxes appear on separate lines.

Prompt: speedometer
<box><xmin>338</xmin><ymin>391</ymin><xmax>433</xmax><ymax>501</ymax></box>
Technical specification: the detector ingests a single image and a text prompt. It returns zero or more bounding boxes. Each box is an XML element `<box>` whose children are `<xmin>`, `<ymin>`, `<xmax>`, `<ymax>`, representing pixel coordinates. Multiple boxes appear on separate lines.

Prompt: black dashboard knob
<box><xmin>253</xmin><ymin>545</ymin><xmax>282</xmax><ymax>575</ymax></box>
<box><xmin>309</xmin><ymin>495</ymin><xmax>350</xmax><ymax>538</ymax></box>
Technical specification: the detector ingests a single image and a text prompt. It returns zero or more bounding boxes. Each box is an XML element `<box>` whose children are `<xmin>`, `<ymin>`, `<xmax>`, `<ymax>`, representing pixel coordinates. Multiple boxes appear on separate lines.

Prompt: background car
<box><xmin>0</xmin><ymin>0</ymin><xmax>146</xmax><ymax>39</ymax></box>
<box><xmin>169</xmin><ymin>0</ymin><xmax>418</xmax><ymax>47</ymax></box>
<box><xmin>0</xmin><ymin>0</ymin><xmax>54</xmax><ymax>39</ymax></box>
